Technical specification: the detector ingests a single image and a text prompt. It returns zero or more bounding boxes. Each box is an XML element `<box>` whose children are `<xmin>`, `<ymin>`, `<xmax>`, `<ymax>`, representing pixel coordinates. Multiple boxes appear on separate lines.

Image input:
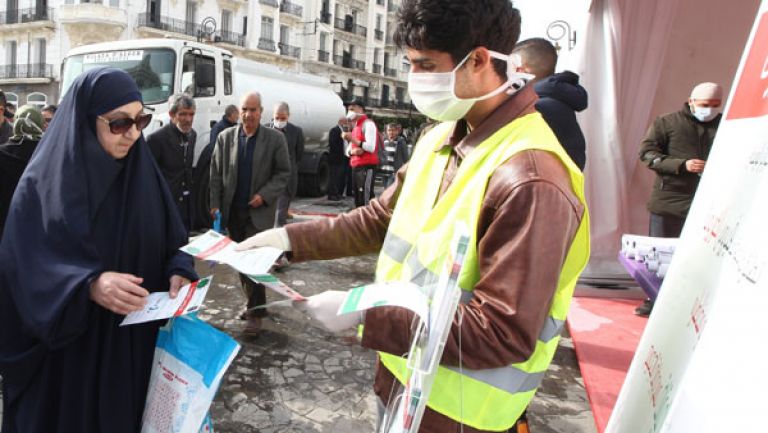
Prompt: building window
<box><xmin>319</xmin><ymin>32</ymin><xmax>327</xmax><ymax>50</ymax></box>
<box><xmin>279</xmin><ymin>25</ymin><xmax>289</xmax><ymax>45</ymax></box>
<box><xmin>221</xmin><ymin>9</ymin><xmax>232</xmax><ymax>32</ymax></box>
<box><xmin>5</xmin><ymin>41</ymin><xmax>17</xmax><ymax>66</ymax></box>
<box><xmin>185</xmin><ymin>1</ymin><xmax>197</xmax><ymax>25</ymax></box>
<box><xmin>261</xmin><ymin>16</ymin><xmax>274</xmax><ymax>39</ymax></box>
<box><xmin>223</xmin><ymin>57</ymin><xmax>232</xmax><ymax>95</ymax></box>
<box><xmin>4</xmin><ymin>93</ymin><xmax>18</xmax><ymax>106</ymax></box>
<box><xmin>27</xmin><ymin>92</ymin><xmax>47</xmax><ymax>107</ymax></box>
<box><xmin>243</xmin><ymin>16</ymin><xmax>247</xmax><ymax>36</ymax></box>
<box><xmin>35</xmin><ymin>38</ymin><xmax>46</xmax><ymax>66</ymax></box>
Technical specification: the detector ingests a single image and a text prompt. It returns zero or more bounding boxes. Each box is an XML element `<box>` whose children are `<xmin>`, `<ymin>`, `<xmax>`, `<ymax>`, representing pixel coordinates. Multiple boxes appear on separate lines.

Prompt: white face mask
<box><xmin>273</xmin><ymin>119</ymin><xmax>288</xmax><ymax>129</ymax></box>
<box><xmin>346</xmin><ymin>110</ymin><xmax>359</xmax><ymax>121</ymax></box>
<box><xmin>691</xmin><ymin>105</ymin><xmax>718</xmax><ymax>123</ymax></box>
<box><xmin>407</xmin><ymin>50</ymin><xmax>534</xmax><ymax>122</ymax></box>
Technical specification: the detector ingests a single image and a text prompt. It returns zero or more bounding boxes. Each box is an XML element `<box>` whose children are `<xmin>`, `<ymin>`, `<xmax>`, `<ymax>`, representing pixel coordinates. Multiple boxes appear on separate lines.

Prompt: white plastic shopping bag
<box><xmin>141</xmin><ymin>314</ymin><xmax>240</xmax><ymax>433</ymax></box>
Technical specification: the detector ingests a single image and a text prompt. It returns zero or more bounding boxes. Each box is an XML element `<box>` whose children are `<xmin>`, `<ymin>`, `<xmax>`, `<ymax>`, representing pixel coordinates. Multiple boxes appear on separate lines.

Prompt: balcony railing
<box><xmin>320</xmin><ymin>11</ymin><xmax>331</xmax><ymax>24</ymax></box>
<box><xmin>385</xmin><ymin>34</ymin><xmax>395</xmax><ymax>45</ymax></box>
<box><xmin>318</xmin><ymin>50</ymin><xmax>330</xmax><ymax>62</ymax></box>
<box><xmin>0</xmin><ymin>7</ymin><xmax>53</xmax><ymax>25</ymax></box>
<box><xmin>334</xmin><ymin>17</ymin><xmax>346</xmax><ymax>31</ymax></box>
<box><xmin>384</xmin><ymin>67</ymin><xmax>397</xmax><ymax>77</ymax></box>
<box><xmin>0</xmin><ymin>63</ymin><xmax>53</xmax><ymax>80</ymax></box>
<box><xmin>333</xmin><ymin>55</ymin><xmax>344</xmax><ymax>66</ymax></box>
<box><xmin>372</xmin><ymin>63</ymin><xmax>382</xmax><ymax>74</ymax></box>
<box><xmin>137</xmin><ymin>13</ymin><xmax>244</xmax><ymax>46</ymax></box>
<box><xmin>259</xmin><ymin>0</ymin><xmax>279</xmax><ymax>7</ymax></box>
<box><xmin>217</xmin><ymin>29</ymin><xmax>245</xmax><ymax>46</ymax></box>
<box><xmin>138</xmin><ymin>13</ymin><xmax>199</xmax><ymax>37</ymax></box>
<box><xmin>279</xmin><ymin>1</ymin><xmax>303</xmax><ymax>17</ymax></box>
<box><xmin>278</xmin><ymin>43</ymin><xmax>301</xmax><ymax>59</ymax></box>
<box><xmin>258</xmin><ymin>37</ymin><xmax>276</xmax><ymax>51</ymax></box>
<box><xmin>375</xmin><ymin>29</ymin><xmax>383</xmax><ymax>40</ymax></box>
<box><xmin>353</xmin><ymin>60</ymin><xmax>366</xmax><ymax>71</ymax></box>
<box><xmin>334</xmin><ymin>18</ymin><xmax>366</xmax><ymax>37</ymax></box>
<box><xmin>368</xmin><ymin>98</ymin><xmax>380</xmax><ymax>107</ymax></box>
<box><xmin>378</xmin><ymin>100</ymin><xmax>411</xmax><ymax>110</ymax></box>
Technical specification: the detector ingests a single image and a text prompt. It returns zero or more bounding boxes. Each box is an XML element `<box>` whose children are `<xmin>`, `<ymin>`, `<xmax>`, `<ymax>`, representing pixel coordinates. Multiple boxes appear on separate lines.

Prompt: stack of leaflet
<box><xmin>620</xmin><ymin>234</ymin><xmax>679</xmax><ymax>279</ymax></box>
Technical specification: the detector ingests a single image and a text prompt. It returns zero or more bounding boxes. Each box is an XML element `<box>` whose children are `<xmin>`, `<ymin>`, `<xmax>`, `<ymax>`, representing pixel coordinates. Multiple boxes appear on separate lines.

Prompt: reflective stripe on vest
<box><xmin>372</xmin><ymin>113</ymin><xmax>590</xmax><ymax>431</ymax></box>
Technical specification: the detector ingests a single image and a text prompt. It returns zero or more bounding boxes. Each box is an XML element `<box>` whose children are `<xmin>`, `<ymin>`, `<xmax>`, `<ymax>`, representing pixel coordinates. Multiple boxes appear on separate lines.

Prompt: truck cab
<box><xmin>62</xmin><ymin>39</ymin><xmax>236</xmax><ymax>161</ymax></box>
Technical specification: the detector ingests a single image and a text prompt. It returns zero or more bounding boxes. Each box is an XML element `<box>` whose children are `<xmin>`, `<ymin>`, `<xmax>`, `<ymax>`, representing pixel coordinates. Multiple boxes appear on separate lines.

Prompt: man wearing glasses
<box><xmin>41</xmin><ymin>104</ymin><xmax>57</xmax><ymax>131</ymax></box>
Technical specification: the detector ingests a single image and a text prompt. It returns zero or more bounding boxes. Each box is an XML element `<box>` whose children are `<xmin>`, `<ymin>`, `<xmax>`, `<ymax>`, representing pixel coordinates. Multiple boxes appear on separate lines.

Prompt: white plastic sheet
<box><xmin>606</xmin><ymin>3</ymin><xmax>768</xmax><ymax>430</ymax></box>
<box><xmin>576</xmin><ymin>0</ymin><xmax>759</xmax><ymax>279</ymax></box>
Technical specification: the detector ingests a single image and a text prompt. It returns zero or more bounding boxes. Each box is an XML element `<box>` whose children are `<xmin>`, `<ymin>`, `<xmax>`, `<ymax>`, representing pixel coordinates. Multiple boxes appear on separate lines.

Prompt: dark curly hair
<box><xmin>393</xmin><ymin>0</ymin><xmax>521</xmax><ymax>80</ymax></box>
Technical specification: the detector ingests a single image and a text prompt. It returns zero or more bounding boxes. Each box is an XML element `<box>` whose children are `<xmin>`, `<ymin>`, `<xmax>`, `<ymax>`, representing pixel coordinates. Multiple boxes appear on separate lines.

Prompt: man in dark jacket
<box><xmin>379</xmin><ymin>123</ymin><xmax>409</xmax><ymax>187</ymax></box>
<box><xmin>635</xmin><ymin>81</ymin><xmax>722</xmax><ymax>315</ymax></box>
<box><xmin>147</xmin><ymin>93</ymin><xmax>197</xmax><ymax>231</ymax></box>
<box><xmin>210</xmin><ymin>104</ymin><xmax>239</xmax><ymax>146</ymax></box>
<box><xmin>327</xmin><ymin>116</ymin><xmax>349</xmax><ymax>201</ymax></box>
<box><xmin>514</xmin><ymin>38</ymin><xmax>588</xmax><ymax>170</ymax></box>
<box><xmin>269</xmin><ymin>102</ymin><xmax>305</xmax><ymax>227</ymax></box>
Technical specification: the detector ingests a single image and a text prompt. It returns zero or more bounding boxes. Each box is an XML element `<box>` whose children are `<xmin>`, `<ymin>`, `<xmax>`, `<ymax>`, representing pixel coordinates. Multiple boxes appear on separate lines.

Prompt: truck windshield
<box><xmin>62</xmin><ymin>49</ymin><xmax>176</xmax><ymax>105</ymax></box>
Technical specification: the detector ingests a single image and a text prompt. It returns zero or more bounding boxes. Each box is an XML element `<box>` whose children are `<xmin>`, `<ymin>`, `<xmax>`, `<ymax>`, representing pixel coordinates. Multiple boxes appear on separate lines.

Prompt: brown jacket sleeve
<box><xmin>361</xmin><ymin>151</ymin><xmax>584</xmax><ymax>367</ymax></box>
<box><xmin>284</xmin><ymin>163</ymin><xmax>407</xmax><ymax>261</ymax></box>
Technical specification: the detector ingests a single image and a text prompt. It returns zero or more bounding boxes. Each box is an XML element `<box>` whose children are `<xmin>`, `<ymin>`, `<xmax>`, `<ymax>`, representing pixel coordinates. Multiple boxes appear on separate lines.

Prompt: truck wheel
<box><xmin>298</xmin><ymin>154</ymin><xmax>329</xmax><ymax>197</ymax></box>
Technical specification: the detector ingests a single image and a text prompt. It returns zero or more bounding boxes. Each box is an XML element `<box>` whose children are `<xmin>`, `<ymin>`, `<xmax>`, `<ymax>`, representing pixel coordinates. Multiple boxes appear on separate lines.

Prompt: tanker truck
<box><xmin>61</xmin><ymin>38</ymin><xmax>345</xmax><ymax>227</ymax></box>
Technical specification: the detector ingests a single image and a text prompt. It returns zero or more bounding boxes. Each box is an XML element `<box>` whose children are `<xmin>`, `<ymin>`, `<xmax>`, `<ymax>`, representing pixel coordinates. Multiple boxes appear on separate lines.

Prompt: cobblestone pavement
<box><xmin>0</xmin><ymin>195</ymin><xmax>598</xmax><ymax>433</ymax></box>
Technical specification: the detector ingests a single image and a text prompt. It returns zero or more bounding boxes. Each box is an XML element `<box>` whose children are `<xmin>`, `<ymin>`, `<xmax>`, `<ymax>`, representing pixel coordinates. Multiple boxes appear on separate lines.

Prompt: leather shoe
<box><xmin>243</xmin><ymin>316</ymin><xmax>262</xmax><ymax>336</ymax></box>
<box><xmin>634</xmin><ymin>299</ymin><xmax>654</xmax><ymax>317</ymax></box>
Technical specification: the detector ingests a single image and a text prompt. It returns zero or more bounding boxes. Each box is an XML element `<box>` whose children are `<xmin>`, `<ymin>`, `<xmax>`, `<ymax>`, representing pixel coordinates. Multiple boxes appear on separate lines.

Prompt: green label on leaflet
<box><xmin>250</xmin><ymin>274</ymin><xmax>278</xmax><ymax>283</ymax></box>
<box><xmin>340</xmin><ymin>286</ymin><xmax>365</xmax><ymax>314</ymax></box>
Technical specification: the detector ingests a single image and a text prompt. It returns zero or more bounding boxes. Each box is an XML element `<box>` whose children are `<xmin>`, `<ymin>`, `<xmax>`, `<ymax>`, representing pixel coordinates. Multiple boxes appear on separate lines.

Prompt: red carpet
<box><xmin>567</xmin><ymin>296</ymin><xmax>648</xmax><ymax>433</ymax></box>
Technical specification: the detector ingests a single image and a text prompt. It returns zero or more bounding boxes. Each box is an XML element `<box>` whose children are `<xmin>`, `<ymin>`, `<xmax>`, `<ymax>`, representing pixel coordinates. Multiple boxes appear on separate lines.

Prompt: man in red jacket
<box><xmin>342</xmin><ymin>98</ymin><xmax>380</xmax><ymax>207</ymax></box>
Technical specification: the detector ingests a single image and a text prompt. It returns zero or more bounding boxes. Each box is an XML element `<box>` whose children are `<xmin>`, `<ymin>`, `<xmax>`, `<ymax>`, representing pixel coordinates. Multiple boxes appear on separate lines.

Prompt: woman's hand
<box><xmin>89</xmin><ymin>272</ymin><xmax>149</xmax><ymax>315</ymax></box>
<box><xmin>169</xmin><ymin>275</ymin><xmax>192</xmax><ymax>299</ymax></box>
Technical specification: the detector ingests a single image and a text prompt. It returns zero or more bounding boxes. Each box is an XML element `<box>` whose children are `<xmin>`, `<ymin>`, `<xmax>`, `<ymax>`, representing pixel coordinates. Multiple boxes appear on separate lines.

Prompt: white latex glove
<box><xmin>295</xmin><ymin>290</ymin><xmax>363</xmax><ymax>333</ymax></box>
<box><xmin>235</xmin><ymin>228</ymin><xmax>292</xmax><ymax>251</ymax></box>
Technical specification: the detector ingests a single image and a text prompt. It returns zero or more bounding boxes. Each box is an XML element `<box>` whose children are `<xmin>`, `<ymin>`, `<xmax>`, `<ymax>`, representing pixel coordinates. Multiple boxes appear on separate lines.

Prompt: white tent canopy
<box><xmin>575</xmin><ymin>0</ymin><xmax>760</xmax><ymax>279</ymax></box>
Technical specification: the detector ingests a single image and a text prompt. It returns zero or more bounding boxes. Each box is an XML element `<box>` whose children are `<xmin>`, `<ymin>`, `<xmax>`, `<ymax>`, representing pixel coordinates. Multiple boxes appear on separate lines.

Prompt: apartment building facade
<box><xmin>0</xmin><ymin>0</ymin><xmax>411</xmax><ymax>117</ymax></box>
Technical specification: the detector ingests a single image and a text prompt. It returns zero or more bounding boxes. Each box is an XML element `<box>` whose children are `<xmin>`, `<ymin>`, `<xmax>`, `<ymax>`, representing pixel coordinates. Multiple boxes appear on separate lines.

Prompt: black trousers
<box><xmin>353</xmin><ymin>165</ymin><xmax>376</xmax><ymax>207</ymax></box>
<box><xmin>344</xmin><ymin>163</ymin><xmax>354</xmax><ymax>196</ymax></box>
<box><xmin>328</xmin><ymin>162</ymin><xmax>345</xmax><ymax>198</ymax></box>
<box><xmin>227</xmin><ymin>208</ymin><xmax>267</xmax><ymax>317</ymax></box>
<box><xmin>649</xmin><ymin>213</ymin><xmax>685</xmax><ymax>238</ymax></box>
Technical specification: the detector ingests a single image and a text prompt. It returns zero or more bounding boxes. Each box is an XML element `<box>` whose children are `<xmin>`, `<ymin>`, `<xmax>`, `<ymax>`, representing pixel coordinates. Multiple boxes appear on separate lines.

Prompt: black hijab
<box><xmin>0</xmin><ymin>68</ymin><xmax>196</xmax><ymax>431</ymax></box>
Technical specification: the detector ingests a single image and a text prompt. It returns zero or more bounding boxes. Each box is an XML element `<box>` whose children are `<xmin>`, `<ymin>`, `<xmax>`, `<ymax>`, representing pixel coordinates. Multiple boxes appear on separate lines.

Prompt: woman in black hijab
<box><xmin>0</xmin><ymin>68</ymin><xmax>198</xmax><ymax>432</ymax></box>
<box><xmin>0</xmin><ymin>104</ymin><xmax>45</xmax><ymax>237</ymax></box>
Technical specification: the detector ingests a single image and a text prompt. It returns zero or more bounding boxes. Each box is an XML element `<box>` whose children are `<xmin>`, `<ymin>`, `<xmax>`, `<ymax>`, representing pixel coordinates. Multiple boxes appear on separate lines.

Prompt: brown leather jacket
<box><xmin>285</xmin><ymin>85</ymin><xmax>585</xmax><ymax>433</ymax></box>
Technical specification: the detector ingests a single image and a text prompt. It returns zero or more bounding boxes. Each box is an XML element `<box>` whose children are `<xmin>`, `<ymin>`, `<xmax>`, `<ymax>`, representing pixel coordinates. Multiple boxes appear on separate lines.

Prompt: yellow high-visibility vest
<box><xmin>373</xmin><ymin>112</ymin><xmax>590</xmax><ymax>431</ymax></box>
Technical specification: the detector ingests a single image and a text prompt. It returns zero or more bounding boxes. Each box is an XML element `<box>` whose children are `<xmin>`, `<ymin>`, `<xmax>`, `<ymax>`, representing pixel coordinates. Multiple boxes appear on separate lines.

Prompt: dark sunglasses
<box><xmin>97</xmin><ymin>113</ymin><xmax>153</xmax><ymax>135</ymax></box>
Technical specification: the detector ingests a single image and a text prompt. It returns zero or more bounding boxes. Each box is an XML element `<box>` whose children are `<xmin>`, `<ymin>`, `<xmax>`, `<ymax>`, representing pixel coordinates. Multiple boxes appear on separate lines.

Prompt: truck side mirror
<box><xmin>195</xmin><ymin>63</ymin><xmax>216</xmax><ymax>89</ymax></box>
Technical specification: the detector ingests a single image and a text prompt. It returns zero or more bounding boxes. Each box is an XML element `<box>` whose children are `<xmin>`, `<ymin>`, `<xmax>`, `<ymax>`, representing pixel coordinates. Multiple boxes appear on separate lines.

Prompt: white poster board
<box><xmin>606</xmin><ymin>2</ymin><xmax>768</xmax><ymax>432</ymax></box>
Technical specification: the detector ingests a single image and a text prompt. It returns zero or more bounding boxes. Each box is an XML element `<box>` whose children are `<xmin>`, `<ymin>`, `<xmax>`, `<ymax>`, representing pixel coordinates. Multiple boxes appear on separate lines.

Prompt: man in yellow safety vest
<box><xmin>236</xmin><ymin>0</ymin><xmax>590</xmax><ymax>431</ymax></box>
